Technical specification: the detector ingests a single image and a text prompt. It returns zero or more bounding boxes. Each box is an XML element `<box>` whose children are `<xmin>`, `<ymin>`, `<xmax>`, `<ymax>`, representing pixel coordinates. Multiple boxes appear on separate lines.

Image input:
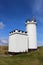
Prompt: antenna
<box><xmin>32</xmin><ymin>16</ymin><xmax>36</xmax><ymax>22</ymax></box>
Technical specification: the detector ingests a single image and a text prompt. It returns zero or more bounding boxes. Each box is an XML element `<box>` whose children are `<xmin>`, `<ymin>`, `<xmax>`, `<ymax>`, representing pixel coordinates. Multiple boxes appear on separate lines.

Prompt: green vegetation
<box><xmin>0</xmin><ymin>46</ymin><xmax>43</xmax><ymax>65</ymax></box>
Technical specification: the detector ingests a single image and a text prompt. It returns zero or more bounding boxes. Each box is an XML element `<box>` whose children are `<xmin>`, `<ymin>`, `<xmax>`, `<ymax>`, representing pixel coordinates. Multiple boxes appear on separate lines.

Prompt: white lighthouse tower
<box><xmin>26</xmin><ymin>17</ymin><xmax>37</xmax><ymax>49</ymax></box>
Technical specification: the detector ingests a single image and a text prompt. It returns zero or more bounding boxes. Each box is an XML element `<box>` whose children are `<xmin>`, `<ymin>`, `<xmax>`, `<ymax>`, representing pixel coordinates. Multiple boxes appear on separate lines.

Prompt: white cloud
<box><xmin>0</xmin><ymin>22</ymin><xmax>5</xmax><ymax>29</ymax></box>
<box><xmin>0</xmin><ymin>39</ymin><xmax>8</xmax><ymax>46</ymax></box>
<box><xmin>32</xmin><ymin>0</ymin><xmax>43</xmax><ymax>23</ymax></box>
<box><xmin>32</xmin><ymin>0</ymin><xmax>43</xmax><ymax>17</ymax></box>
<box><xmin>1</xmin><ymin>39</ymin><xmax>8</xmax><ymax>44</ymax></box>
<box><xmin>33</xmin><ymin>0</ymin><xmax>42</xmax><ymax>12</ymax></box>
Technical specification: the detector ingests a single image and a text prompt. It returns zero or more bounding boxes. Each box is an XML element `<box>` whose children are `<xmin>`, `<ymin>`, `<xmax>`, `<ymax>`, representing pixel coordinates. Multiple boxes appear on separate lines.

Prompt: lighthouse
<box><xmin>26</xmin><ymin>17</ymin><xmax>37</xmax><ymax>49</ymax></box>
<box><xmin>8</xmin><ymin>17</ymin><xmax>37</xmax><ymax>54</ymax></box>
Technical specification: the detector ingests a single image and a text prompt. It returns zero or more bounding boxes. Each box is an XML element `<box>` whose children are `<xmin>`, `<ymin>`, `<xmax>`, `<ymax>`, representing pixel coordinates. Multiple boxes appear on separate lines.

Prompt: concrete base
<box><xmin>8</xmin><ymin>49</ymin><xmax>37</xmax><ymax>55</ymax></box>
<box><xmin>8</xmin><ymin>51</ymin><xmax>28</xmax><ymax>55</ymax></box>
<box><xmin>28</xmin><ymin>49</ymin><xmax>37</xmax><ymax>52</ymax></box>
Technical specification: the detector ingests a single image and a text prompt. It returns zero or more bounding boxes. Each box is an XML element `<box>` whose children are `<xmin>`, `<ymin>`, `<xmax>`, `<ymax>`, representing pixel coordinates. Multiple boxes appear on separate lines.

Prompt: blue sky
<box><xmin>0</xmin><ymin>0</ymin><xmax>43</xmax><ymax>46</ymax></box>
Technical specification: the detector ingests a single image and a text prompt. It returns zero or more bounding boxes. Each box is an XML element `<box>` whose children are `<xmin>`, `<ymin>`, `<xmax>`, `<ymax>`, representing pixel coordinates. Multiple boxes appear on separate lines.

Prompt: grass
<box><xmin>0</xmin><ymin>46</ymin><xmax>43</xmax><ymax>65</ymax></box>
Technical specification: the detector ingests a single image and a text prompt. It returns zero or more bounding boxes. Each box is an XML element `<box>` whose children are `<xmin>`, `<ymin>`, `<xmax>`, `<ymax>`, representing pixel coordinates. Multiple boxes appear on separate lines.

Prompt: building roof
<box><xmin>9</xmin><ymin>29</ymin><xmax>27</xmax><ymax>36</ymax></box>
<box><xmin>31</xmin><ymin>16</ymin><xmax>36</xmax><ymax>22</ymax></box>
<box><xmin>26</xmin><ymin>16</ymin><xmax>36</xmax><ymax>23</ymax></box>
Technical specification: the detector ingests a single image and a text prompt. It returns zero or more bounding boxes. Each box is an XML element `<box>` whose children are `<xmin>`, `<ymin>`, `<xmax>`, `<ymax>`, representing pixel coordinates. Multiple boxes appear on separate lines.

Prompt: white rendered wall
<box><xmin>8</xmin><ymin>34</ymin><xmax>28</xmax><ymax>52</ymax></box>
<box><xmin>26</xmin><ymin>22</ymin><xmax>37</xmax><ymax>49</ymax></box>
<box><xmin>8</xmin><ymin>34</ymin><xmax>16</xmax><ymax>52</ymax></box>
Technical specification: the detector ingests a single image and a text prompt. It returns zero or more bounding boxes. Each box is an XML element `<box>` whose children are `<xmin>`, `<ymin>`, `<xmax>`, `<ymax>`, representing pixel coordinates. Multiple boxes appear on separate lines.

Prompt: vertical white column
<box><xmin>26</xmin><ymin>20</ymin><xmax>37</xmax><ymax>49</ymax></box>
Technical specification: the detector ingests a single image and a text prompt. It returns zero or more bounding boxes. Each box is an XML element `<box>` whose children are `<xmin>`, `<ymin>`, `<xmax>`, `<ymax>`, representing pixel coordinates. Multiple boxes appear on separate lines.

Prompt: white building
<box><xmin>8</xmin><ymin>17</ymin><xmax>37</xmax><ymax>53</ymax></box>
